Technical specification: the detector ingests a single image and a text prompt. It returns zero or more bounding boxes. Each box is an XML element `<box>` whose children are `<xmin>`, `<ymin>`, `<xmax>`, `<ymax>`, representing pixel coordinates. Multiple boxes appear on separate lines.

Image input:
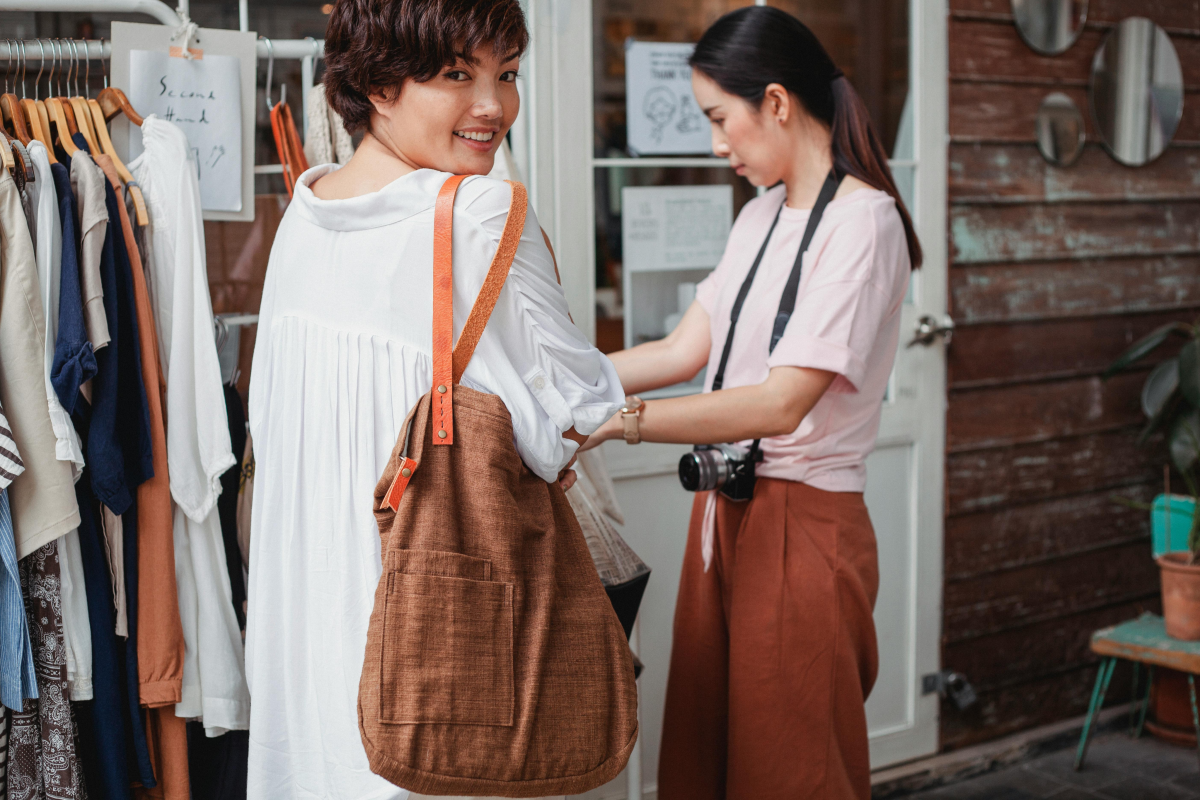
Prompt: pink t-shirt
<box><xmin>695</xmin><ymin>183</ymin><xmax>911</xmax><ymax>493</ymax></box>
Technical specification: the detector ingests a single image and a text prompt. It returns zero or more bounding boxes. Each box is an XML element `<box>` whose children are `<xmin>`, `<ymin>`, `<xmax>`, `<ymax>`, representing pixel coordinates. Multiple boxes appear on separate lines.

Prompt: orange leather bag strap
<box><xmin>452</xmin><ymin>181</ymin><xmax>528</xmax><ymax>383</ymax></box>
<box><xmin>432</xmin><ymin>174</ymin><xmax>468</xmax><ymax>445</ymax></box>
<box><xmin>431</xmin><ymin>175</ymin><xmax>529</xmax><ymax>446</ymax></box>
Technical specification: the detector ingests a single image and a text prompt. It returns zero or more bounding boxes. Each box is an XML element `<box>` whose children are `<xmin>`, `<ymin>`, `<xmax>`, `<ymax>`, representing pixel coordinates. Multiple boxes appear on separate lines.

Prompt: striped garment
<box><xmin>1</xmin><ymin>708</ymin><xmax>8</xmax><ymax>797</ymax></box>
<box><xmin>1</xmin><ymin>487</ymin><xmax>37</xmax><ymax>712</ymax></box>
<box><xmin>0</xmin><ymin>400</ymin><xmax>23</xmax><ymax>489</ymax></box>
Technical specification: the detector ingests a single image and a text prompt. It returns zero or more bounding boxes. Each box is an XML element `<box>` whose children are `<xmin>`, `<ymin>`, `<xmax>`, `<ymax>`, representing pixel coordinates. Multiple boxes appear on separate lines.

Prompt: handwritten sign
<box><xmin>625</xmin><ymin>41</ymin><xmax>712</xmax><ymax>156</ymax></box>
<box><xmin>128</xmin><ymin>49</ymin><xmax>243</xmax><ymax>213</ymax></box>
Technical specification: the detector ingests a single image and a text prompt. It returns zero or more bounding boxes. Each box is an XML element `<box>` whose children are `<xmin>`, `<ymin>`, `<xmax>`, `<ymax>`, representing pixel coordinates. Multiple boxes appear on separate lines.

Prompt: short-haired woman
<box><xmin>245</xmin><ymin>2</ymin><xmax>623</xmax><ymax>797</ymax></box>
<box><xmin>583</xmin><ymin>7</ymin><xmax>920</xmax><ymax>799</ymax></box>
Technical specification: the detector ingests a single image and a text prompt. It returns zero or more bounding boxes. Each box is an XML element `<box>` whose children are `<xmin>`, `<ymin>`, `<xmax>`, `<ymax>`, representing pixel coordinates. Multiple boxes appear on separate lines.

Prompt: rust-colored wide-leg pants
<box><xmin>658</xmin><ymin>478</ymin><xmax>880</xmax><ymax>800</ymax></box>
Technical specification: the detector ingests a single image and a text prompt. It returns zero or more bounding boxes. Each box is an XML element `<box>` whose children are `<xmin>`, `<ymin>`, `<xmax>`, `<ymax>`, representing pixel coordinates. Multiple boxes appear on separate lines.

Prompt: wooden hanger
<box><xmin>0</xmin><ymin>128</ymin><xmax>15</xmax><ymax>173</ymax></box>
<box><xmin>1</xmin><ymin>43</ymin><xmax>29</xmax><ymax>144</ymax></box>
<box><xmin>22</xmin><ymin>42</ymin><xmax>56</xmax><ymax>162</ymax></box>
<box><xmin>2</xmin><ymin>94</ymin><xmax>30</xmax><ymax>144</ymax></box>
<box><xmin>2</xmin><ymin>42</ymin><xmax>36</xmax><ymax>149</ymax></box>
<box><xmin>46</xmin><ymin>97</ymin><xmax>79</xmax><ymax>156</ymax></box>
<box><xmin>48</xmin><ymin>42</ymin><xmax>80</xmax><ymax>156</ymax></box>
<box><xmin>65</xmin><ymin>41</ymin><xmax>99</xmax><ymax>153</ymax></box>
<box><xmin>0</xmin><ymin>41</ymin><xmax>21</xmax><ymax>143</ymax></box>
<box><xmin>89</xmin><ymin>42</ymin><xmax>148</xmax><ymax>225</ymax></box>
<box><xmin>97</xmin><ymin>86</ymin><xmax>143</xmax><ymax>126</ymax></box>
<box><xmin>88</xmin><ymin>97</ymin><xmax>148</xmax><ymax>225</ymax></box>
<box><xmin>70</xmin><ymin>95</ymin><xmax>97</xmax><ymax>147</ymax></box>
<box><xmin>22</xmin><ymin>98</ymin><xmax>54</xmax><ymax>161</ymax></box>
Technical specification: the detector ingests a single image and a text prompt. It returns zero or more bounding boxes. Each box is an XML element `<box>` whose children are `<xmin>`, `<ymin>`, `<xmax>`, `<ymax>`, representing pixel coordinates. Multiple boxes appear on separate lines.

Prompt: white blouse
<box><xmin>245</xmin><ymin>166</ymin><xmax>622</xmax><ymax>799</ymax></box>
<box><xmin>131</xmin><ymin>116</ymin><xmax>249</xmax><ymax>736</ymax></box>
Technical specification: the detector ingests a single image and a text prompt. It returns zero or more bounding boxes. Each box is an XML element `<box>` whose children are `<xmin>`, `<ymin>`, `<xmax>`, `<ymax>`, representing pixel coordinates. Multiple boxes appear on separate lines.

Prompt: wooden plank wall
<box><xmin>204</xmin><ymin>195</ymin><xmax>289</xmax><ymax>400</ymax></box>
<box><xmin>942</xmin><ymin>0</ymin><xmax>1200</xmax><ymax>749</ymax></box>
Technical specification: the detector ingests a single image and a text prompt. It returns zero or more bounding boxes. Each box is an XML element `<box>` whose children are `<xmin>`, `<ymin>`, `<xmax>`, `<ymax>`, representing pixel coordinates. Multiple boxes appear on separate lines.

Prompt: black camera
<box><xmin>678</xmin><ymin>443</ymin><xmax>763</xmax><ymax>501</ymax></box>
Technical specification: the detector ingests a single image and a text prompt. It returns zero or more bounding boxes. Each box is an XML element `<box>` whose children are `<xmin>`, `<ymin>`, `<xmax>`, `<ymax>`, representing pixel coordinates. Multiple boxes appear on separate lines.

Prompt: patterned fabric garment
<box><xmin>3</xmin><ymin>485</ymin><xmax>39</xmax><ymax>713</ymax></box>
<box><xmin>0</xmin><ymin>402</ymin><xmax>23</xmax><ymax>486</ymax></box>
<box><xmin>2</xmin><ymin>707</ymin><xmax>9</xmax><ymax>796</ymax></box>
<box><xmin>7</xmin><ymin>541</ymin><xmax>87</xmax><ymax>800</ymax></box>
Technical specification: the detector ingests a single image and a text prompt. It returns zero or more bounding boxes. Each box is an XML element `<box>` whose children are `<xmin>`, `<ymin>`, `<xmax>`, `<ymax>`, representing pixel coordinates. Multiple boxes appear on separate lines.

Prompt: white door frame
<box><xmin>866</xmin><ymin>0</ymin><xmax>948</xmax><ymax>768</ymax></box>
<box><xmin>515</xmin><ymin>0</ymin><xmax>950</xmax><ymax>782</ymax></box>
<box><xmin>517</xmin><ymin>0</ymin><xmax>598</xmax><ymax>342</ymax></box>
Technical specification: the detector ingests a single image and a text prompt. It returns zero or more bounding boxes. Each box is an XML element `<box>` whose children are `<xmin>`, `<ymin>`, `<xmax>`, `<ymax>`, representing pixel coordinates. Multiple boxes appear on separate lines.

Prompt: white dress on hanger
<box><xmin>129</xmin><ymin>116</ymin><xmax>249</xmax><ymax>736</ymax></box>
<box><xmin>245</xmin><ymin>166</ymin><xmax>622</xmax><ymax>800</ymax></box>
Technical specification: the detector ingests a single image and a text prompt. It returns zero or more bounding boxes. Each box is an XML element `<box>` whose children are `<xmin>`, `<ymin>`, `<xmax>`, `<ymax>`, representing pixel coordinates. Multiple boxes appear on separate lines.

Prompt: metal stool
<box><xmin>1075</xmin><ymin>613</ymin><xmax>1200</xmax><ymax>771</ymax></box>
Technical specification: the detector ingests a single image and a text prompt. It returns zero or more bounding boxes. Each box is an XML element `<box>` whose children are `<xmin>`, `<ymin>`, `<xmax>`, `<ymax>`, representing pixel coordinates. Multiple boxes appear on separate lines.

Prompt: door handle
<box><xmin>907</xmin><ymin>314</ymin><xmax>955</xmax><ymax>348</ymax></box>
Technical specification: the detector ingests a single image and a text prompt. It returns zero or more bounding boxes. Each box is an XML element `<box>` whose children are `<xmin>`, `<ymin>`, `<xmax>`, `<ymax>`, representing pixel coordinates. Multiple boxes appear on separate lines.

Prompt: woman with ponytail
<box><xmin>581</xmin><ymin>7</ymin><xmax>918</xmax><ymax>798</ymax></box>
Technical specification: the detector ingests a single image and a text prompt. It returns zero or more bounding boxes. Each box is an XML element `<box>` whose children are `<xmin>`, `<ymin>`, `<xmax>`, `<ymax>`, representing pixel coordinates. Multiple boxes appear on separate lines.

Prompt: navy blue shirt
<box><xmin>66</xmin><ymin>137</ymin><xmax>157</xmax><ymax>793</ymax></box>
<box><xmin>49</xmin><ymin>162</ymin><xmax>97</xmax><ymax>414</ymax></box>
<box><xmin>72</xmin><ymin>139</ymin><xmax>154</xmax><ymax>515</ymax></box>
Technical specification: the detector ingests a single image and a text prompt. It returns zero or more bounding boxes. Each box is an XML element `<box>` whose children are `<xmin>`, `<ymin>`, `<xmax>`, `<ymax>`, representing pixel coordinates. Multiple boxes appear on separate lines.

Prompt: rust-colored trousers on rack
<box><xmin>658</xmin><ymin>479</ymin><xmax>879</xmax><ymax>800</ymax></box>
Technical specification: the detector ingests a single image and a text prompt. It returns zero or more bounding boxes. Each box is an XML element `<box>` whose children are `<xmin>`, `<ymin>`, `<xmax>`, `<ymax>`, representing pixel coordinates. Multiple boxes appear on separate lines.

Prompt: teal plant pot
<box><xmin>1152</xmin><ymin>494</ymin><xmax>1197</xmax><ymax>559</ymax></box>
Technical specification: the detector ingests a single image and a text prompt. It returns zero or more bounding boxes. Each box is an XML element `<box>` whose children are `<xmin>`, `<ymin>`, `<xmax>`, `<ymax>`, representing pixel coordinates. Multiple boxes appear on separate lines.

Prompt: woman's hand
<box><xmin>558</xmin><ymin>468</ymin><xmax>578</xmax><ymax>491</ymax></box>
<box><xmin>558</xmin><ymin>429</ymin><xmax>585</xmax><ymax>490</ymax></box>
<box><xmin>578</xmin><ymin>414</ymin><xmax>621</xmax><ymax>452</ymax></box>
<box><xmin>606</xmin><ymin>301</ymin><xmax>711</xmax><ymax>396</ymax></box>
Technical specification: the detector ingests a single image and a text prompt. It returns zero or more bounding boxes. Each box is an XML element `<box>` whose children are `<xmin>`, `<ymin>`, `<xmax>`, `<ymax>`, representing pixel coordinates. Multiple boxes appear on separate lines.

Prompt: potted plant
<box><xmin>1104</xmin><ymin>318</ymin><xmax>1200</xmax><ymax>640</ymax></box>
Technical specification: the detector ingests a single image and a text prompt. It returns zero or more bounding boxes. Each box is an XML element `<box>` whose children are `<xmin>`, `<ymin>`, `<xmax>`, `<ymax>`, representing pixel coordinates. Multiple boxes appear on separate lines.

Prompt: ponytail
<box><xmin>690</xmin><ymin>7</ymin><xmax>922</xmax><ymax>269</ymax></box>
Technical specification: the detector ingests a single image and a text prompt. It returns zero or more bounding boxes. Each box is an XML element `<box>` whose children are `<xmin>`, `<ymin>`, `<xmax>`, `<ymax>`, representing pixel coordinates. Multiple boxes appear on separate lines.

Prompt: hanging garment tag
<box><xmin>169</xmin><ymin>46</ymin><xmax>204</xmax><ymax>59</ymax></box>
<box><xmin>384</xmin><ymin>457</ymin><xmax>420</xmax><ymax>512</ymax></box>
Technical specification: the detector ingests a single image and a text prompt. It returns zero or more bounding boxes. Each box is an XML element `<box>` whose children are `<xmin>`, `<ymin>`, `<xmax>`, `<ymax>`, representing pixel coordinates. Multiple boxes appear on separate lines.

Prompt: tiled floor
<box><xmin>908</xmin><ymin>732</ymin><xmax>1200</xmax><ymax>799</ymax></box>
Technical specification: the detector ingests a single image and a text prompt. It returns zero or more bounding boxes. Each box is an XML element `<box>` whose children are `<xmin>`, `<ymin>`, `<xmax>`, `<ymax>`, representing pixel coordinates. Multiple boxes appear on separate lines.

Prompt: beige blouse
<box><xmin>0</xmin><ymin>168</ymin><xmax>80</xmax><ymax>558</ymax></box>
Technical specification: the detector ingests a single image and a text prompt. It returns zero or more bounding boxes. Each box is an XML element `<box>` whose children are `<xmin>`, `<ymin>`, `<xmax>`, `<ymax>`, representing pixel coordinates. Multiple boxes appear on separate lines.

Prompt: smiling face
<box><xmin>692</xmin><ymin>69</ymin><xmax>794</xmax><ymax>188</ymax></box>
<box><xmin>369</xmin><ymin>47</ymin><xmax>520</xmax><ymax>175</ymax></box>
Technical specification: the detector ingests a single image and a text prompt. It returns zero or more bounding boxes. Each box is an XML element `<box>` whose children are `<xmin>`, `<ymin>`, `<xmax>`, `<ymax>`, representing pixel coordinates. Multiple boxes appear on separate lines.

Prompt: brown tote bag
<box><xmin>359</xmin><ymin>175</ymin><xmax>639</xmax><ymax>797</ymax></box>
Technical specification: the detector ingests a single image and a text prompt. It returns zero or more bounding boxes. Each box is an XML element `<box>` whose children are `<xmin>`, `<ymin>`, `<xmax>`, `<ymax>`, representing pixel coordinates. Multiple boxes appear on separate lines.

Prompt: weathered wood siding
<box><xmin>942</xmin><ymin>0</ymin><xmax>1200</xmax><ymax>749</ymax></box>
<box><xmin>205</xmin><ymin>195</ymin><xmax>288</xmax><ymax>399</ymax></box>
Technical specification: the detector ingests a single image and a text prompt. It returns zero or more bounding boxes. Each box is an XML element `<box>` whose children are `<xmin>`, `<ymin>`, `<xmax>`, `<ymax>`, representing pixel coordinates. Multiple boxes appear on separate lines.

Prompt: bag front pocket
<box><xmin>379</xmin><ymin>572</ymin><xmax>514</xmax><ymax>726</ymax></box>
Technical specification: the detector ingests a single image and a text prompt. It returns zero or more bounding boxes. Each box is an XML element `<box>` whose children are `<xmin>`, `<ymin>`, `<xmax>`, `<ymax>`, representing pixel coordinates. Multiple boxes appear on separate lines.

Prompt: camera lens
<box><xmin>678</xmin><ymin>449</ymin><xmax>729</xmax><ymax>492</ymax></box>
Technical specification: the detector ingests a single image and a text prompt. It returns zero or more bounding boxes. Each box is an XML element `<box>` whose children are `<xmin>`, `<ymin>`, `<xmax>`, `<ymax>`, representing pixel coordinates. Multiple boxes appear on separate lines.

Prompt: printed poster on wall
<box><xmin>625</xmin><ymin>41</ymin><xmax>712</xmax><ymax>156</ymax></box>
<box><xmin>128</xmin><ymin>50</ymin><xmax>243</xmax><ymax>212</ymax></box>
<box><xmin>621</xmin><ymin>185</ymin><xmax>732</xmax><ymax>272</ymax></box>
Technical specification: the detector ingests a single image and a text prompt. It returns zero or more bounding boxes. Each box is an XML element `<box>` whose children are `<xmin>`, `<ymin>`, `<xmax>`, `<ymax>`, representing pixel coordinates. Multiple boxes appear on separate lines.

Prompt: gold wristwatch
<box><xmin>620</xmin><ymin>396</ymin><xmax>644</xmax><ymax>444</ymax></box>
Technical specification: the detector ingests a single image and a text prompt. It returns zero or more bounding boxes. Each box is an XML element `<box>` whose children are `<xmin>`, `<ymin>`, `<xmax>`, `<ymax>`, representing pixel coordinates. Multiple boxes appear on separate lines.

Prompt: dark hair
<box><xmin>690</xmin><ymin>7</ymin><xmax>922</xmax><ymax>269</ymax></box>
<box><xmin>323</xmin><ymin>0</ymin><xmax>529</xmax><ymax>135</ymax></box>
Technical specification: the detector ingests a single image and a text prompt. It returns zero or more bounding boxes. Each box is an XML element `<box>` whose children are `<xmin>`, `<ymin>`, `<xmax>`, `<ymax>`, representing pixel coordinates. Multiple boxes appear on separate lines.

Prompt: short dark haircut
<box><xmin>323</xmin><ymin>0</ymin><xmax>529</xmax><ymax>135</ymax></box>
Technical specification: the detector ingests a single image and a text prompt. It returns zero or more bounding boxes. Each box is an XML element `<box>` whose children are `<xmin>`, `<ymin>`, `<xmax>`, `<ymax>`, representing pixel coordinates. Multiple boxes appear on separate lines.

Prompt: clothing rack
<box><xmin>0</xmin><ymin>0</ymin><xmax>326</xmax><ymax>140</ymax></box>
<box><xmin>0</xmin><ymin>37</ymin><xmax>325</xmax><ymax>149</ymax></box>
<box><xmin>0</xmin><ymin>3</ymin><xmax>330</xmax><ymax>335</ymax></box>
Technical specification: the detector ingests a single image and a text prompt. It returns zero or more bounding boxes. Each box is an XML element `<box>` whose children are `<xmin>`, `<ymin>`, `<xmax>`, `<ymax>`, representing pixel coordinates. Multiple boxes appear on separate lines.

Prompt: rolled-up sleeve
<box><xmin>766</xmin><ymin>214</ymin><xmax>894</xmax><ymax>393</ymax></box>
<box><xmin>456</xmin><ymin>178</ymin><xmax>625</xmax><ymax>482</ymax></box>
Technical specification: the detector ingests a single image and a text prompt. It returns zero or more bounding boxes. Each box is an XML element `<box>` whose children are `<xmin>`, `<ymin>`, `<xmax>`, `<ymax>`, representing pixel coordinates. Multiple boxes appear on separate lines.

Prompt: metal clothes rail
<box><xmin>0</xmin><ymin>1</ymin><xmax>325</xmax><ymax>147</ymax></box>
<box><xmin>0</xmin><ymin>0</ymin><xmax>329</xmax><ymax>332</ymax></box>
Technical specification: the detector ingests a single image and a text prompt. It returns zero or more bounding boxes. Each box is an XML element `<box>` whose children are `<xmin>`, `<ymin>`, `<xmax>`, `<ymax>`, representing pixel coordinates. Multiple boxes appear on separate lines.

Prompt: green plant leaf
<box><xmin>1138</xmin><ymin>390</ymin><xmax>1180</xmax><ymax>445</ymax></box>
<box><xmin>1102</xmin><ymin>322</ymin><xmax>1191</xmax><ymax>379</ymax></box>
<box><xmin>1142</xmin><ymin>358</ymin><xmax>1180</xmax><ymax>418</ymax></box>
<box><xmin>1169</xmin><ymin>408</ymin><xmax>1200</xmax><ymax>474</ymax></box>
<box><xmin>1179</xmin><ymin>339</ymin><xmax>1200</xmax><ymax>407</ymax></box>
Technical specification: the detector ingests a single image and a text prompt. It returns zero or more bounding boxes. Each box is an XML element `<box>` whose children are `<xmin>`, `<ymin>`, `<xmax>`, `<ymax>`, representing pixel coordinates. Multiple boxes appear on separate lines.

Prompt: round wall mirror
<box><xmin>1012</xmin><ymin>0</ymin><xmax>1088</xmax><ymax>55</ymax></box>
<box><xmin>1036</xmin><ymin>92</ymin><xmax>1086</xmax><ymax>166</ymax></box>
<box><xmin>1090</xmin><ymin>17</ymin><xmax>1184</xmax><ymax>166</ymax></box>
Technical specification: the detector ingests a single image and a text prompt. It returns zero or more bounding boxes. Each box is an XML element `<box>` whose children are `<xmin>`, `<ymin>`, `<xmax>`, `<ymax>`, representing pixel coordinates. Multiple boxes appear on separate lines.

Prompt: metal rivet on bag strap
<box><xmin>437</xmin><ymin>385</ymin><xmax>447</xmax><ymax>393</ymax></box>
<box><xmin>401</xmin><ymin>468</ymin><xmax>411</xmax><ymax>477</ymax></box>
<box><xmin>438</xmin><ymin>430</ymin><xmax>447</xmax><ymax>439</ymax></box>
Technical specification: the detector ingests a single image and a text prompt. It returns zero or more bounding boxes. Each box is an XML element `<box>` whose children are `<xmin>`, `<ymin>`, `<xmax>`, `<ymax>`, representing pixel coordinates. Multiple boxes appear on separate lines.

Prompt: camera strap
<box><xmin>709</xmin><ymin>168</ymin><xmax>841</xmax><ymax>392</ymax></box>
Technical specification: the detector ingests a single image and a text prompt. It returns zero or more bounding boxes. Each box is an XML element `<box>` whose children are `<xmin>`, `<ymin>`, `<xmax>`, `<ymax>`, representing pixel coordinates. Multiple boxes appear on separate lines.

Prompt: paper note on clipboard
<box><xmin>128</xmin><ymin>50</ymin><xmax>242</xmax><ymax>212</ymax></box>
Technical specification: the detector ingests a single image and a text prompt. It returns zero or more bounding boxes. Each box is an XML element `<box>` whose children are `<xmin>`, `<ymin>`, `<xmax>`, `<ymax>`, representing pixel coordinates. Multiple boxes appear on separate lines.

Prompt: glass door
<box><xmin>518</xmin><ymin>0</ymin><xmax>948</xmax><ymax>789</ymax></box>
